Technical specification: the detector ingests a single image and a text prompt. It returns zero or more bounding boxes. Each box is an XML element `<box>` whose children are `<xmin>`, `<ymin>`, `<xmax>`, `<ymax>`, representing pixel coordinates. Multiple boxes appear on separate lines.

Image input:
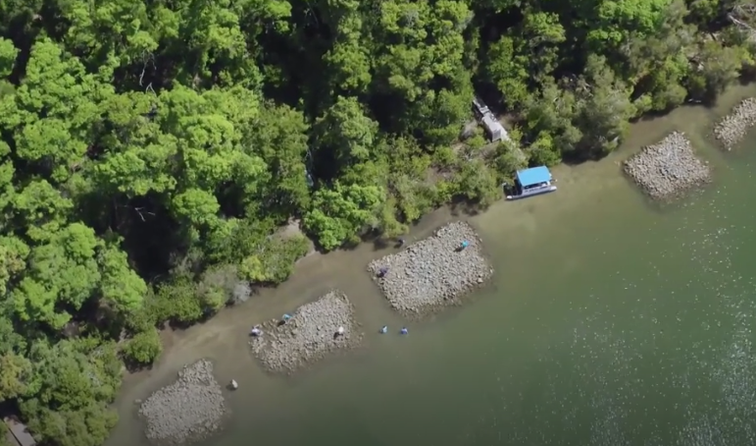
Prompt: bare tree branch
<box><xmin>134</xmin><ymin>207</ymin><xmax>156</xmax><ymax>222</ymax></box>
<box><xmin>139</xmin><ymin>51</ymin><xmax>156</xmax><ymax>87</ymax></box>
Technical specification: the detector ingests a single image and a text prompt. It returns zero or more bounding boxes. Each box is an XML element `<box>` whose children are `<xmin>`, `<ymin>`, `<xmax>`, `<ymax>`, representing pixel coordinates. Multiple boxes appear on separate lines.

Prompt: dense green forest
<box><xmin>0</xmin><ymin>0</ymin><xmax>754</xmax><ymax>444</ymax></box>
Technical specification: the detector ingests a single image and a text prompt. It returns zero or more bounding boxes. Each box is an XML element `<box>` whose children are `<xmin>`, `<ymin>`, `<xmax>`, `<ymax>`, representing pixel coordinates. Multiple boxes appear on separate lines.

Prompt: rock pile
<box><xmin>139</xmin><ymin>359</ymin><xmax>227</xmax><ymax>446</ymax></box>
<box><xmin>250</xmin><ymin>291</ymin><xmax>363</xmax><ymax>374</ymax></box>
<box><xmin>367</xmin><ymin>221</ymin><xmax>493</xmax><ymax>318</ymax></box>
<box><xmin>714</xmin><ymin>98</ymin><xmax>756</xmax><ymax>150</ymax></box>
<box><xmin>622</xmin><ymin>132</ymin><xmax>711</xmax><ymax>201</ymax></box>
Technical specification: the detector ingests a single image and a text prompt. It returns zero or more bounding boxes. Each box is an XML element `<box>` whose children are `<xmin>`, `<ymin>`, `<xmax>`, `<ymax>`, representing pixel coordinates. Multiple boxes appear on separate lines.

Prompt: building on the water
<box><xmin>472</xmin><ymin>97</ymin><xmax>509</xmax><ymax>142</ymax></box>
<box><xmin>504</xmin><ymin>166</ymin><xmax>557</xmax><ymax>200</ymax></box>
<box><xmin>3</xmin><ymin>417</ymin><xmax>36</xmax><ymax>446</ymax></box>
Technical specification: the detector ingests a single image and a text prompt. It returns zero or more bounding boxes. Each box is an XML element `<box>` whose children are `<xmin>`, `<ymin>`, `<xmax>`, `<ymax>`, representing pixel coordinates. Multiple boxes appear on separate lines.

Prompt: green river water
<box><xmin>108</xmin><ymin>85</ymin><xmax>756</xmax><ymax>446</ymax></box>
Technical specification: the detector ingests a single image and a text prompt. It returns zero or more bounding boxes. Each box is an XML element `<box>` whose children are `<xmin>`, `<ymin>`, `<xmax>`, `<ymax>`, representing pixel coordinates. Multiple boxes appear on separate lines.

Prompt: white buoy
<box><xmin>337</xmin><ymin>326</ymin><xmax>345</xmax><ymax>335</ymax></box>
<box><xmin>230</xmin><ymin>379</ymin><xmax>238</xmax><ymax>390</ymax></box>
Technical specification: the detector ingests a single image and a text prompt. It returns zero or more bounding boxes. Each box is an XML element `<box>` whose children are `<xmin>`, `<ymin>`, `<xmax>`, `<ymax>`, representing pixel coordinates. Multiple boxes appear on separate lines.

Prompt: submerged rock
<box><xmin>139</xmin><ymin>359</ymin><xmax>227</xmax><ymax>445</ymax></box>
<box><xmin>249</xmin><ymin>291</ymin><xmax>363</xmax><ymax>374</ymax></box>
<box><xmin>714</xmin><ymin>98</ymin><xmax>756</xmax><ymax>151</ymax></box>
<box><xmin>622</xmin><ymin>131</ymin><xmax>711</xmax><ymax>202</ymax></box>
<box><xmin>367</xmin><ymin>221</ymin><xmax>493</xmax><ymax>318</ymax></box>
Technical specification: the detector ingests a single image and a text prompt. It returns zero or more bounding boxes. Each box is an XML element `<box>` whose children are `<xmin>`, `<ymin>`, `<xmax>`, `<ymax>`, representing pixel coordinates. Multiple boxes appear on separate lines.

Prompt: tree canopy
<box><xmin>0</xmin><ymin>0</ymin><xmax>753</xmax><ymax>444</ymax></box>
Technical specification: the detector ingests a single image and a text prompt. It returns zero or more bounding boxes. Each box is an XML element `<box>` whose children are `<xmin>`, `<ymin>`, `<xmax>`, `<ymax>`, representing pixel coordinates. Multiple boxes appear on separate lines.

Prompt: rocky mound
<box><xmin>366</xmin><ymin>221</ymin><xmax>493</xmax><ymax>318</ymax></box>
<box><xmin>139</xmin><ymin>359</ymin><xmax>227</xmax><ymax>445</ymax></box>
<box><xmin>714</xmin><ymin>98</ymin><xmax>756</xmax><ymax>150</ymax></box>
<box><xmin>622</xmin><ymin>132</ymin><xmax>711</xmax><ymax>201</ymax></box>
<box><xmin>250</xmin><ymin>291</ymin><xmax>363</xmax><ymax>374</ymax></box>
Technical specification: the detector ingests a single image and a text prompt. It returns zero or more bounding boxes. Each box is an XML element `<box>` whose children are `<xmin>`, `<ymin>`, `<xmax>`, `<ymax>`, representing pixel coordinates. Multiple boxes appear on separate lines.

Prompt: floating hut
<box><xmin>505</xmin><ymin>166</ymin><xmax>558</xmax><ymax>200</ymax></box>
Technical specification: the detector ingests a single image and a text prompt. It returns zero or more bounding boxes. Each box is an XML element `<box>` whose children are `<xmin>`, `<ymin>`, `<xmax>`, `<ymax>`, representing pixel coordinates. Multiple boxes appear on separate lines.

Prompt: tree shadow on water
<box><xmin>355</xmin><ymin>229</ymin><xmax>396</xmax><ymax>252</ymax></box>
<box><xmin>449</xmin><ymin>195</ymin><xmax>483</xmax><ymax>217</ymax></box>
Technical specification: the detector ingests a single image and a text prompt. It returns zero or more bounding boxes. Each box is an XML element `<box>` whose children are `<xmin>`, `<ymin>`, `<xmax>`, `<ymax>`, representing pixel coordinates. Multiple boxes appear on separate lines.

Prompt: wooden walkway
<box><xmin>3</xmin><ymin>417</ymin><xmax>35</xmax><ymax>446</ymax></box>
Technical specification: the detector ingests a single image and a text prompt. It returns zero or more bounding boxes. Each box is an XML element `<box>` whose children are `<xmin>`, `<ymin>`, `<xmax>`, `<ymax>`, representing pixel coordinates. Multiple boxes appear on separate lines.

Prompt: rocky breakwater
<box><xmin>367</xmin><ymin>221</ymin><xmax>493</xmax><ymax>318</ymax></box>
<box><xmin>139</xmin><ymin>359</ymin><xmax>227</xmax><ymax>446</ymax></box>
<box><xmin>249</xmin><ymin>291</ymin><xmax>363</xmax><ymax>374</ymax></box>
<box><xmin>622</xmin><ymin>131</ymin><xmax>711</xmax><ymax>202</ymax></box>
<box><xmin>714</xmin><ymin>97</ymin><xmax>756</xmax><ymax>151</ymax></box>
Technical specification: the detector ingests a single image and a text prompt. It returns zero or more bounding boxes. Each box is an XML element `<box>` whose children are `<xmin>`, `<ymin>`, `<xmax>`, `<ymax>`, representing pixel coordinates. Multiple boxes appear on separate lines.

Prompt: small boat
<box><xmin>504</xmin><ymin>166</ymin><xmax>557</xmax><ymax>200</ymax></box>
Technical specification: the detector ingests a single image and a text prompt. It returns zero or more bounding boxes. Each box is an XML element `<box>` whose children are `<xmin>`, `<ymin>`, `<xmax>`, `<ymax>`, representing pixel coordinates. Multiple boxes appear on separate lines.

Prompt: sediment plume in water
<box><xmin>367</xmin><ymin>221</ymin><xmax>493</xmax><ymax>318</ymax></box>
<box><xmin>138</xmin><ymin>359</ymin><xmax>227</xmax><ymax>445</ymax></box>
<box><xmin>622</xmin><ymin>131</ymin><xmax>711</xmax><ymax>202</ymax></box>
<box><xmin>713</xmin><ymin>97</ymin><xmax>756</xmax><ymax>150</ymax></box>
<box><xmin>249</xmin><ymin>291</ymin><xmax>363</xmax><ymax>374</ymax></box>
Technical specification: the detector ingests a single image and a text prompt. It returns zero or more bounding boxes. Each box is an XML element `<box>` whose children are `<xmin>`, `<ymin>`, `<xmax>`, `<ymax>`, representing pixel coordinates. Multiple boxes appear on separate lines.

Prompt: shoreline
<box><xmin>106</xmin><ymin>83</ymin><xmax>756</xmax><ymax>446</ymax></box>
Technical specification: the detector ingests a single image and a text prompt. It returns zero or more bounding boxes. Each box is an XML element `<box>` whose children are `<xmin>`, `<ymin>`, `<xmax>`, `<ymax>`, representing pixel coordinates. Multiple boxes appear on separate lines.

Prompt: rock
<box><xmin>622</xmin><ymin>131</ymin><xmax>711</xmax><ymax>202</ymax></box>
<box><xmin>714</xmin><ymin>98</ymin><xmax>756</xmax><ymax>151</ymax></box>
<box><xmin>249</xmin><ymin>291</ymin><xmax>364</xmax><ymax>375</ymax></box>
<box><xmin>139</xmin><ymin>359</ymin><xmax>228</xmax><ymax>446</ymax></box>
<box><xmin>366</xmin><ymin>221</ymin><xmax>493</xmax><ymax>318</ymax></box>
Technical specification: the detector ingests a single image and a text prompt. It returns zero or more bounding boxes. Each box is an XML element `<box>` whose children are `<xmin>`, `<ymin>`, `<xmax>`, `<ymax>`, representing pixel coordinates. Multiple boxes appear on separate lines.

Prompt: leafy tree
<box><xmin>314</xmin><ymin>96</ymin><xmax>379</xmax><ymax>174</ymax></box>
<box><xmin>238</xmin><ymin>234</ymin><xmax>311</xmax><ymax>283</ymax></box>
<box><xmin>528</xmin><ymin>132</ymin><xmax>563</xmax><ymax>167</ymax></box>
<box><xmin>0</xmin><ymin>352</ymin><xmax>32</xmax><ymax>400</ymax></box>
<box><xmin>122</xmin><ymin>329</ymin><xmax>162</xmax><ymax>365</ymax></box>
<box><xmin>575</xmin><ymin>55</ymin><xmax>636</xmax><ymax>158</ymax></box>
<box><xmin>0</xmin><ymin>422</ymin><xmax>10</xmax><ymax>446</ymax></box>
<box><xmin>19</xmin><ymin>338</ymin><xmax>121</xmax><ymax>446</ymax></box>
<box><xmin>152</xmin><ymin>275</ymin><xmax>204</xmax><ymax>324</ymax></box>
<box><xmin>586</xmin><ymin>0</ymin><xmax>672</xmax><ymax>51</ymax></box>
<box><xmin>1</xmin><ymin>38</ymin><xmax>112</xmax><ymax>184</ymax></box>
<box><xmin>486</xmin><ymin>36</ymin><xmax>530</xmax><ymax>108</ymax></box>
<box><xmin>11</xmin><ymin>223</ymin><xmax>101</xmax><ymax>330</ymax></box>
<box><xmin>304</xmin><ymin>183</ymin><xmax>384</xmax><ymax>250</ymax></box>
<box><xmin>687</xmin><ymin>40</ymin><xmax>745</xmax><ymax>100</ymax></box>
<box><xmin>0</xmin><ymin>37</ymin><xmax>18</xmax><ymax>79</ymax></box>
<box><xmin>249</xmin><ymin>103</ymin><xmax>311</xmax><ymax>217</ymax></box>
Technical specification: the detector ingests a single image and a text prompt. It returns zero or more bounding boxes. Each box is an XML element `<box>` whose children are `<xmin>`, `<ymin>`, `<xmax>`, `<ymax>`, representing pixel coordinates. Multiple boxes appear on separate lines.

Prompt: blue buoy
<box><xmin>380</xmin><ymin>325</ymin><xmax>388</xmax><ymax>334</ymax></box>
<box><xmin>400</xmin><ymin>327</ymin><xmax>408</xmax><ymax>335</ymax></box>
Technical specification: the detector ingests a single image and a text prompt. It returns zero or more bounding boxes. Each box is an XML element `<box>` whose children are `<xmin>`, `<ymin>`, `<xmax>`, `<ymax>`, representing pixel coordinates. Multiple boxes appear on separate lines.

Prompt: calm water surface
<box><xmin>109</xmin><ymin>86</ymin><xmax>756</xmax><ymax>446</ymax></box>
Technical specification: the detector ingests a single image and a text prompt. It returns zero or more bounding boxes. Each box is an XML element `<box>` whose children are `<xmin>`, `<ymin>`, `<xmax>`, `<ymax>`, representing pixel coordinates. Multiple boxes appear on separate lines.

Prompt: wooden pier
<box><xmin>3</xmin><ymin>417</ymin><xmax>36</xmax><ymax>446</ymax></box>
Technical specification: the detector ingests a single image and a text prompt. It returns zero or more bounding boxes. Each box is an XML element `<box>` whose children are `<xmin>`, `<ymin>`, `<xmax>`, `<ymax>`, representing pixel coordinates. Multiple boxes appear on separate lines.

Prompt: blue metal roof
<box><xmin>516</xmin><ymin>166</ymin><xmax>551</xmax><ymax>187</ymax></box>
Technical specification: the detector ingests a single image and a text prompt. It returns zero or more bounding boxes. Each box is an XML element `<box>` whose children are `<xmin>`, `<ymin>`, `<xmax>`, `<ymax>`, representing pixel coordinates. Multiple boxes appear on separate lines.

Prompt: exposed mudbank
<box><xmin>367</xmin><ymin>221</ymin><xmax>493</xmax><ymax>318</ymax></box>
<box><xmin>714</xmin><ymin>97</ymin><xmax>756</xmax><ymax>150</ymax></box>
<box><xmin>249</xmin><ymin>291</ymin><xmax>363</xmax><ymax>374</ymax></box>
<box><xmin>622</xmin><ymin>131</ymin><xmax>711</xmax><ymax>201</ymax></box>
<box><xmin>139</xmin><ymin>359</ymin><xmax>227</xmax><ymax>445</ymax></box>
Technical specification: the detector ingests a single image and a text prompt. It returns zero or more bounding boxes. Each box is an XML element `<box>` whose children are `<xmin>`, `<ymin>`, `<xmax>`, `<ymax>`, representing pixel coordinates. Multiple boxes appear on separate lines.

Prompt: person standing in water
<box><xmin>400</xmin><ymin>327</ymin><xmax>408</xmax><ymax>335</ymax></box>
